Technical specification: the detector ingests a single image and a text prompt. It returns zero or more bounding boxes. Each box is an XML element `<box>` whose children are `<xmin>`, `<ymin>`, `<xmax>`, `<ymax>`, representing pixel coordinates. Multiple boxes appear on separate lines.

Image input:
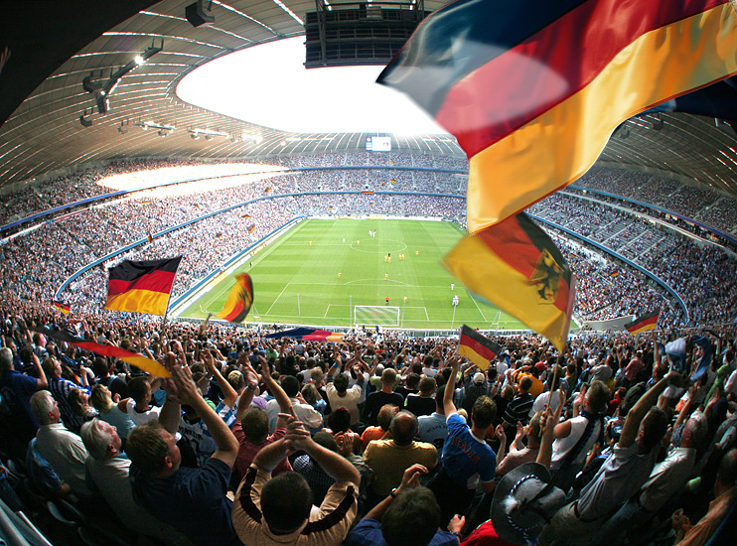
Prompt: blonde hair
<box><xmin>90</xmin><ymin>384</ymin><xmax>114</xmax><ymax>412</ymax></box>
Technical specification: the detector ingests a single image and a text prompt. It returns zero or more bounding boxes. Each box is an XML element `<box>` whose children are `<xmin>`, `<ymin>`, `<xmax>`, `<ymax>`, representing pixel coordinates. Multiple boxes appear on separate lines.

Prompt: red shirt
<box><xmin>231</xmin><ymin>420</ymin><xmax>292</xmax><ymax>485</ymax></box>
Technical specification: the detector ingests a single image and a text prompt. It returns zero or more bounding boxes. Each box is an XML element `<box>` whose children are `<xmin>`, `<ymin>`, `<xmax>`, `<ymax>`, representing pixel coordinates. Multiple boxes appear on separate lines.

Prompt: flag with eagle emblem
<box><xmin>443</xmin><ymin>213</ymin><xmax>575</xmax><ymax>351</ymax></box>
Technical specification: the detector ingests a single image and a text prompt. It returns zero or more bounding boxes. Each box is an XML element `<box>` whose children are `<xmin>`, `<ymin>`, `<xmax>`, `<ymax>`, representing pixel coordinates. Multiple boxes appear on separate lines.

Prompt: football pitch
<box><xmin>180</xmin><ymin>218</ymin><xmax>526</xmax><ymax>330</ymax></box>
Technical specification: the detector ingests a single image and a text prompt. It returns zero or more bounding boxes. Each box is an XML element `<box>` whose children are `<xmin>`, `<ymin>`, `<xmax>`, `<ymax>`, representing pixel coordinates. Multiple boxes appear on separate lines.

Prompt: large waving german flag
<box><xmin>458</xmin><ymin>325</ymin><xmax>500</xmax><ymax>371</ymax></box>
<box><xmin>378</xmin><ymin>0</ymin><xmax>737</xmax><ymax>232</ymax></box>
<box><xmin>39</xmin><ymin>326</ymin><xmax>169</xmax><ymax>377</ymax></box>
<box><xmin>624</xmin><ymin>310</ymin><xmax>661</xmax><ymax>335</ymax></box>
<box><xmin>443</xmin><ymin>214</ymin><xmax>575</xmax><ymax>352</ymax></box>
<box><xmin>216</xmin><ymin>273</ymin><xmax>254</xmax><ymax>323</ymax></box>
<box><xmin>104</xmin><ymin>257</ymin><xmax>181</xmax><ymax>316</ymax></box>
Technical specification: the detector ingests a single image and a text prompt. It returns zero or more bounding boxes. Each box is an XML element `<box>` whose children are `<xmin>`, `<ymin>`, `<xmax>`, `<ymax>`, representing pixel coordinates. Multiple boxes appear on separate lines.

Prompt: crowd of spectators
<box><xmin>529</xmin><ymin>193</ymin><xmax>737</xmax><ymax>327</ymax></box>
<box><xmin>1</xmin><ymin>306</ymin><xmax>736</xmax><ymax>545</ymax></box>
<box><xmin>0</xmin><ymin>153</ymin><xmax>468</xmax><ymax>231</ymax></box>
<box><xmin>3</xmin><ymin>158</ymin><xmax>735</xmax><ymax>330</ymax></box>
<box><xmin>575</xmin><ymin>167</ymin><xmax>737</xmax><ymax>237</ymax></box>
<box><xmin>1</xmin><ymin>155</ymin><xmax>737</xmax><ymax>544</ymax></box>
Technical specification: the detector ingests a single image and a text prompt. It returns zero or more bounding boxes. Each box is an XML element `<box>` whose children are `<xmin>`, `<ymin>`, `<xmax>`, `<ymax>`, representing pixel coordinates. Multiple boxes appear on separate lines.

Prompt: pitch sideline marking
<box><xmin>469</xmin><ymin>292</ymin><xmax>489</xmax><ymax>322</ymax></box>
<box><xmin>265</xmin><ymin>282</ymin><xmax>290</xmax><ymax>316</ymax></box>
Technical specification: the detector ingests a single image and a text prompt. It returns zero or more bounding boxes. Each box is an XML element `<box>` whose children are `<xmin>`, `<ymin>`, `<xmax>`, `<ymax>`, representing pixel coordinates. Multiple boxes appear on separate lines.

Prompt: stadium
<box><xmin>0</xmin><ymin>1</ymin><xmax>736</xmax><ymax>545</ymax></box>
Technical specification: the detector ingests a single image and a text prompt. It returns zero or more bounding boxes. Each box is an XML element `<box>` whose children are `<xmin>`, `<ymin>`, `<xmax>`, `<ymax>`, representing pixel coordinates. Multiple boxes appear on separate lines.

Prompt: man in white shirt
<box><xmin>417</xmin><ymin>386</ymin><xmax>448</xmax><ymax>450</ymax></box>
<box><xmin>81</xmin><ymin>419</ymin><xmax>189</xmax><ymax>544</ymax></box>
<box><xmin>326</xmin><ymin>372</ymin><xmax>362</xmax><ymax>427</ymax></box>
<box><xmin>589</xmin><ymin>411</ymin><xmax>708</xmax><ymax>545</ymax></box>
<box><xmin>30</xmin><ymin>390</ymin><xmax>91</xmax><ymax>496</ymax></box>
<box><xmin>265</xmin><ymin>375</ymin><xmax>322</xmax><ymax>432</ymax></box>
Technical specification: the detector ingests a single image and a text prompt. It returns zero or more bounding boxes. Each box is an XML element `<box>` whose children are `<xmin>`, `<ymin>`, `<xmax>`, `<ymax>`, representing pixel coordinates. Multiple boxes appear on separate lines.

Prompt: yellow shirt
<box><xmin>363</xmin><ymin>439</ymin><xmax>437</xmax><ymax>497</ymax></box>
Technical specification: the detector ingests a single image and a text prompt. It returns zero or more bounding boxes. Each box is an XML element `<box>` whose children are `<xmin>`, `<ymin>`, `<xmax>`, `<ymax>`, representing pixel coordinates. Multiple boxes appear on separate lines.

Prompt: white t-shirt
<box><xmin>551</xmin><ymin>415</ymin><xmax>601</xmax><ymax>470</ymax></box>
<box><xmin>531</xmin><ymin>389</ymin><xmax>561</xmax><ymax>418</ymax></box>
<box><xmin>126</xmin><ymin>398</ymin><xmax>161</xmax><ymax>427</ymax></box>
<box><xmin>326</xmin><ymin>383</ymin><xmax>362</xmax><ymax>426</ymax></box>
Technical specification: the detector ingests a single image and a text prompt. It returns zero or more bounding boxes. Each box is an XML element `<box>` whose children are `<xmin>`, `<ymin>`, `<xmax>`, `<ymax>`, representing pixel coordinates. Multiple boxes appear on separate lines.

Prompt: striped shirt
<box><xmin>503</xmin><ymin>392</ymin><xmax>534</xmax><ymax>426</ymax></box>
<box><xmin>233</xmin><ymin>465</ymin><xmax>357</xmax><ymax>545</ymax></box>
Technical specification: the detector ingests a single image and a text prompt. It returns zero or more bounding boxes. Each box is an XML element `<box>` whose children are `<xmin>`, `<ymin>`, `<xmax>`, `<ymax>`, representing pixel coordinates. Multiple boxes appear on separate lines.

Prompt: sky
<box><xmin>176</xmin><ymin>36</ymin><xmax>448</xmax><ymax>135</ymax></box>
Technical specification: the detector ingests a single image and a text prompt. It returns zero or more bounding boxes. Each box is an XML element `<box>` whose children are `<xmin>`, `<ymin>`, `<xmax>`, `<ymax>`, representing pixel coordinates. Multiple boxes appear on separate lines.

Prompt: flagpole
<box><xmin>161</xmin><ymin>256</ymin><xmax>182</xmax><ymax>339</ymax></box>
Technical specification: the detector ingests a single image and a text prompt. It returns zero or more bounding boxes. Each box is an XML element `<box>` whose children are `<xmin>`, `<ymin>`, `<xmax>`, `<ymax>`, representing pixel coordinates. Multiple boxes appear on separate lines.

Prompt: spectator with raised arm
<box><xmin>346</xmin><ymin>463</ymin><xmax>463</xmax><ymax>545</ymax></box>
<box><xmin>540</xmin><ymin>371</ymin><xmax>675</xmax><ymax>545</ymax></box>
<box><xmin>231</xmin><ymin>415</ymin><xmax>360</xmax><ymax>544</ymax></box>
<box><xmin>429</xmin><ymin>355</ymin><xmax>498</xmax><ymax>526</ymax></box>
<box><xmin>127</xmin><ymin>352</ymin><xmax>240</xmax><ymax>546</ymax></box>
<box><xmin>0</xmin><ymin>342</ymin><xmax>47</xmax><ymax>451</ymax></box>
<box><xmin>231</xmin><ymin>355</ymin><xmax>293</xmax><ymax>487</ymax></box>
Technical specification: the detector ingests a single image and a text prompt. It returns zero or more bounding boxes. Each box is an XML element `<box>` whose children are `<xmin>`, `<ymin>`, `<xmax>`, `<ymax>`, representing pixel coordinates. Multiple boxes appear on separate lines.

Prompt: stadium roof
<box><xmin>1</xmin><ymin>1</ymin><xmax>737</xmax><ymax>197</ymax></box>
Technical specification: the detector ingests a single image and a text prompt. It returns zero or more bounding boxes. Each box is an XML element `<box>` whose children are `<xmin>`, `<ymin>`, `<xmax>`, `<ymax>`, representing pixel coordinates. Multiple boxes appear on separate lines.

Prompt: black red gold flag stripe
<box><xmin>104</xmin><ymin>257</ymin><xmax>181</xmax><ymax>316</ymax></box>
<box><xmin>458</xmin><ymin>325</ymin><xmax>500</xmax><ymax>371</ymax></box>
<box><xmin>624</xmin><ymin>310</ymin><xmax>660</xmax><ymax>335</ymax></box>
<box><xmin>216</xmin><ymin>273</ymin><xmax>254</xmax><ymax>323</ymax></box>
<box><xmin>443</xmin><ymin>213</ymin><xmax>575</xmax><ymax>352</ymax></box>
<box><xmin>53</xmin><ymin>301</ymin><xmax>70</xmax><ymax>315</ymax></box>
<box><xmin>378</xmin><ymin>0</ymin><xmax>737</xmax><ymax>232</ymax></box>
<box><xmin>38</xmin><ymin>326</ymin><xmax>169</xmax><ymax>377</ymax></box>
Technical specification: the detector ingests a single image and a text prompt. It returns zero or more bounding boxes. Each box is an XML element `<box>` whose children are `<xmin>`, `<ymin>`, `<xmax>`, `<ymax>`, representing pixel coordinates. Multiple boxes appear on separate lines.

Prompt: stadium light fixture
<box><xmin>79</xmin><ymin>108</ymin><xmax>93</xmax><ymax>127</ymax></box>
<box><xmin>81</xmin><ymin>39</ymin><xmax>164</xmax><ymax>116</ymax></box>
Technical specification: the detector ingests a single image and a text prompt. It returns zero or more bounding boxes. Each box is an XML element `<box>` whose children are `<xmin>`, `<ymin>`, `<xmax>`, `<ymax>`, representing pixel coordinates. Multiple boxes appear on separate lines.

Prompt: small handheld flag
<box><xmin>624</xmin><ymin>310</ymin><xmax>661</xmax><ymax>335</ymax></box>
<box><xmin>458</xmin><ymin>325</ymin><xmax>501</xmax><ymax>371</ymax></box>
<box><xmin>216</xmin><ymin>273</ymin><xmax>254</xmax><ymax>323</ymax></box>
<box><xmin>53</xmin><ymin>301</ymin><xmax>71</xmax><ymax>315</ymax></box>
<box><xmin>104</xmin><ymin>257</ymin><xmax>181</xmax><ymax>316</ymax></box>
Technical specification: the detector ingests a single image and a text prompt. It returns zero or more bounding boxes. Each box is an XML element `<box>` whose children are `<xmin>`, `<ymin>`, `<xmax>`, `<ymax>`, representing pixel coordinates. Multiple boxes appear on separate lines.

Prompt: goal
<box><xmin>353</xmin><ymin>305</ymin><xmax>401</xmax><ymax>327</ymax></box>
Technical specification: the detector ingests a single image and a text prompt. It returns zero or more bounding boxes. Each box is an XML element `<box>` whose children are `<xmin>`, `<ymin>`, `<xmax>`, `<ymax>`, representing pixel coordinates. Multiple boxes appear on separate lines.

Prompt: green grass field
<box><xmin>181</xmin><ymin>218</ymin><xmax>526</xmax><ymax>330</ymax></box>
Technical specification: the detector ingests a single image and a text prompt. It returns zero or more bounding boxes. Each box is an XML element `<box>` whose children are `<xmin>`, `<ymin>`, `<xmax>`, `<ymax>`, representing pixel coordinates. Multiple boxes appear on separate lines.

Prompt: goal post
<box><xmin>353</xmin><ymin>305</ymin><xmax>401</xmax><ymax>327</ymax></box>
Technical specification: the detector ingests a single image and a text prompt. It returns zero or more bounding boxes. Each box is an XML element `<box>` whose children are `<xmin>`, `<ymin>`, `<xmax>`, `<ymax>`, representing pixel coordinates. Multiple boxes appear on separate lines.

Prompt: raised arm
<box><xmin>444</xmin><ymin>355</ymin><xmax>461</xmax><ymax>417</ymax></box>
<box><xmin>537</xmin><ymin>389</ymin><xmax>566</xmax><ymax>469</ymax></box>
<box><xmin>203</xmin><ymin>349</ymin><xmax>237</xmax><ymax>408</ymax></box>
<box><xmin>168</xmin><ymin>358</ymin><xmax>239</xmax><ymax>468</ymax></box>
<box><xmin>619</xmin><ymin>373</ymin><xmax>674</xmax><ymax>448</ymax></box>
<box><xmin>30</xmin><ymin>350</ymin><xmax>48</xmax><ymax>390</ymax></box>
<box><xmin>159</xmin><ymin>354</ymin><xmax>183</xmax><ymax>435</ymax></box>
<box><xmin>235</xmin><ymin>361</ymin><xmax>260</xmax><ymax>422</ymax></box>
<box><xmin>260</xmin><ymin>356</ymin><xmax>294</xmax><ymax>417</ymax></box>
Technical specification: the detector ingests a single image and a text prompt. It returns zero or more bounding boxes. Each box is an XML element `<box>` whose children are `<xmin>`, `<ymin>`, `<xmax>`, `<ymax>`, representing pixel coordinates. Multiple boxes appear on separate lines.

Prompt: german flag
<box><xmin>443</xmin><ymin>213</ymin><xmax>575</xmax><ymax>352</ymax></box>
<box><xmin>247</xmin><ymin>224</ymin><xmax>256</xmax><ymax>234</ymax></box>
<box><xmin>624</xmin><ymin>310</ymin><xmax>660</xmax><ymax>335</ymax></box>
<box><xmin>378</xmin><ymin>0</ymin><xmax>737</xmax><ymax>232</ymax></box>
<box><xmin>458</xmin><ymin>325</ymin><xmax>500</xmax><ymax>371</ymax></box>
<box><xmin>53</xmin><ymin>301</ymin><xmax>70</xmax><ymax>315</ymax></box>
<box><xmin>216</xmin><ymin>273</ymin><xmax>254</xmax><ymax>323</ymax></box>
<box><xmin>104</xmin><ymin>257</ymin><xmax>181</xmax><ymax>316</ymax></box>
<box><xmin>38</xmin><ymin>326</ymin><xmax>169</xmax><ymax>377</ymax></box>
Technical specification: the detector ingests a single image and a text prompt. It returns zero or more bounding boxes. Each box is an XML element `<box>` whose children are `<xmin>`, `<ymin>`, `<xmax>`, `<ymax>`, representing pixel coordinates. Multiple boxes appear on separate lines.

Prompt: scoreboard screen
<box><xmin>365</xmin><ymin>136</ymin><xmax>392</xmax><ymax>152</ymax></box>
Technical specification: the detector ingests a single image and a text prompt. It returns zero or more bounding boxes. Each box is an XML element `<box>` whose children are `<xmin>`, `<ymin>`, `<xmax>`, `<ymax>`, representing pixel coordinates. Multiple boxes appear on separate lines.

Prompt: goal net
<box><xmin>353</xmin><ymin>305</ymin><xmax>401</xmax><ymax>327</ymax></box>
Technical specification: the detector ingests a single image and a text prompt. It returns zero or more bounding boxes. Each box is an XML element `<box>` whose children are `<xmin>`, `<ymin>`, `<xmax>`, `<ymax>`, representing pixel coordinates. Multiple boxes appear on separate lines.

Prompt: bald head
<box><xmin>390</xmin><ymin>411</ymin><xmax>418</xmax><ymax>446</ymax></box>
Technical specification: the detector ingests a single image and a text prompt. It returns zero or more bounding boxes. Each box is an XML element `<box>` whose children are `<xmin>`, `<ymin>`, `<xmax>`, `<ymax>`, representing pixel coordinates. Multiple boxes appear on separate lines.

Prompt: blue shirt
<box><xmin>441</xmin><ymin>413</ymin><xmax>496</xmax><ymax>489</ymax></box>
<box><xmin>130</xmin><ymin>458</ymin><xmax>240</xmax><ymax>546</ymax></box>
<box><xmin>345</xmin><ymin>517</ymin><xmax>458</xmax><ymax>545</ymax></box>
<box><xmin>0</xmin><ymin>369</ymin><xmax>40</xmax><ymax>437</ymax></box>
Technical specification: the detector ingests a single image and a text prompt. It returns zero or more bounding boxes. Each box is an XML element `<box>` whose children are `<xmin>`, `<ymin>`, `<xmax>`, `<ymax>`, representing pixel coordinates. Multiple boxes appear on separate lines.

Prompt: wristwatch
<box><xmin>390</xmin><ymin>487</ymin><xmax>399</xmax><ymax>499</ymax></box>
<box><xmin>246</xmin><ymin>384</ymin><xmax>258</xmax><ymax>391</ymax></box>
